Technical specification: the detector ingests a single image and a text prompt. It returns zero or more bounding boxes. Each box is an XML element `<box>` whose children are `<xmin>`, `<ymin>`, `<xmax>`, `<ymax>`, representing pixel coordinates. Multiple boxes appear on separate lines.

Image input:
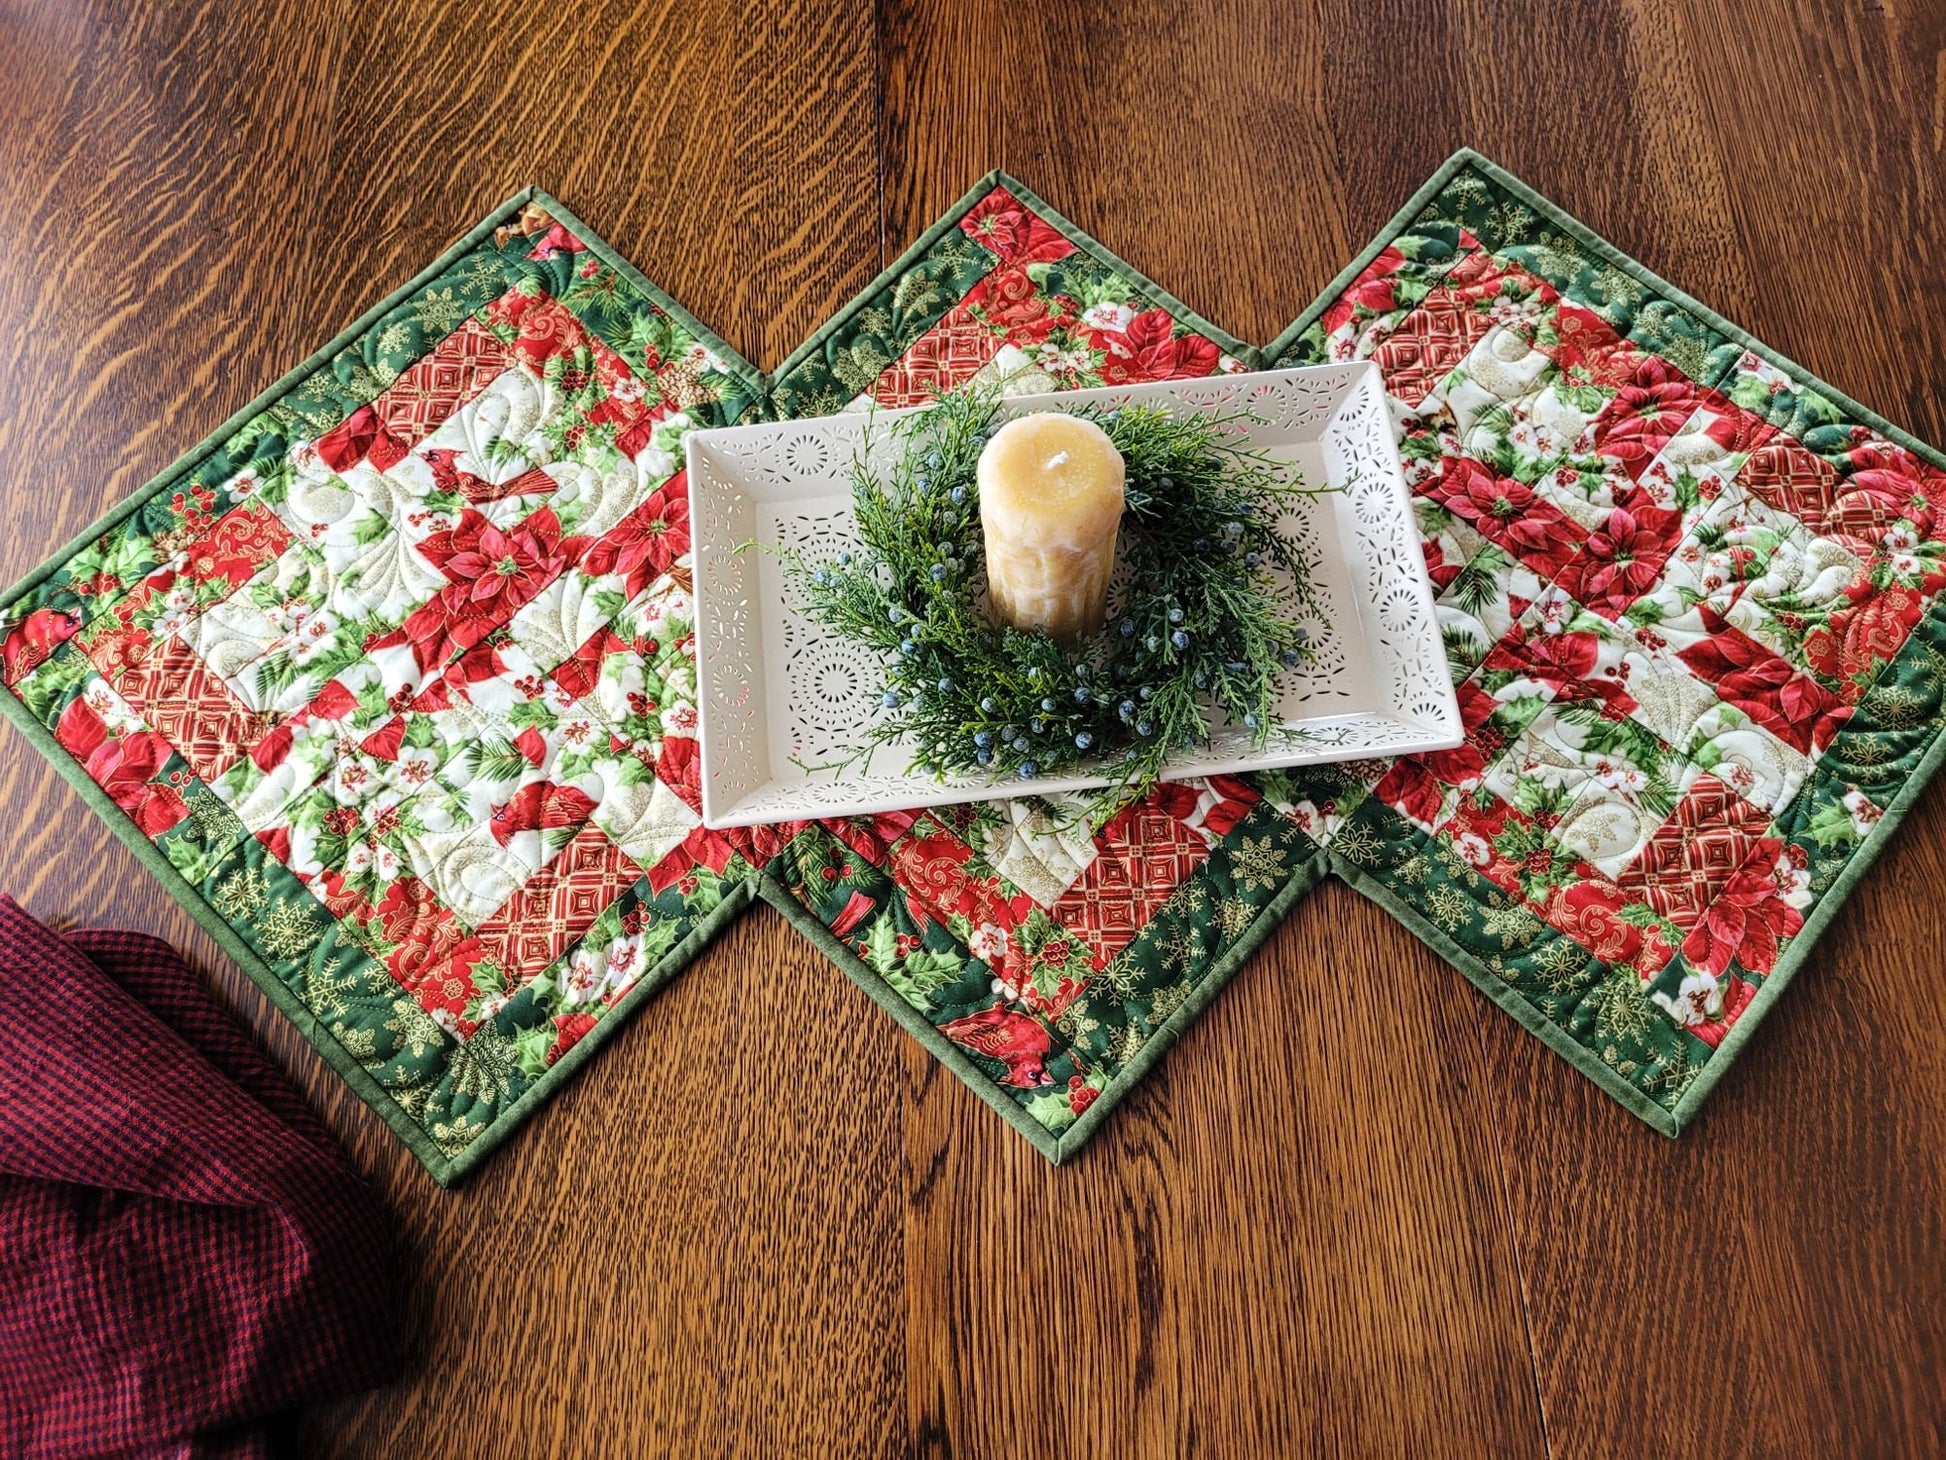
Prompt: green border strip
<box><xmin>770</xmin><ymin>170</ymin><xmax>1001</xmax><ymax>386</ymax></box>
<box><xmin>1053</xmin><ymin>843</ymin><xmax>1330</xmax><ymax>1157</ymax></box>
<box><xmin>771</xmin><ymin>169</ymin><xmax>1259</xmax><ymax>389</ymax></box>
<box><xmin>759</xmin><ymin>845</ymin><xmax>1331</xmax><ymax>1162</ymax></box>
<box><xmin>1333</xmin><ymin>858</ymin><xmax>1681</xmax><ymax>1135</ymax></box>
<box><xmin>758</xmin><ymin>874</ymin><xmax>1056</xmax><ymax>1162</ymax></box>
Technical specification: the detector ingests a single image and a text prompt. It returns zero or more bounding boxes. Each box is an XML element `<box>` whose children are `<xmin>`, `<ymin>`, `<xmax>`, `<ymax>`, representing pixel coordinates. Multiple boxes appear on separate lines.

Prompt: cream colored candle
<box><xmin>976</xmin><ymin>412</ymin><xmax>1125</xmax><ymax>642</ymax></box>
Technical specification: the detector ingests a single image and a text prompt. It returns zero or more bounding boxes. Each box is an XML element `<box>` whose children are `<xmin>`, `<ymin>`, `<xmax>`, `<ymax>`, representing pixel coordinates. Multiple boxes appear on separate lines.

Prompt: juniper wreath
<box><xmin>788</xmin><ymin>381</ymin><xmax>1329</xmax><ymax>813</ymax></box>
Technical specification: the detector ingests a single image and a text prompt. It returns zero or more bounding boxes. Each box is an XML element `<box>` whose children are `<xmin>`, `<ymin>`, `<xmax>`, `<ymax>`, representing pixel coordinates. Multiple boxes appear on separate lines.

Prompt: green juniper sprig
<box><xmin>789</xmin><ymin>380</ymin><xmax>1329</xmax><ymax>817</ymax></box>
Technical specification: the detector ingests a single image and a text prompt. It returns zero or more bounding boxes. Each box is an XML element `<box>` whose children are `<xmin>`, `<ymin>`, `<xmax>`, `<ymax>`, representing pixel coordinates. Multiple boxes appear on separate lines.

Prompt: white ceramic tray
<box><xmin>685</xmin><ymin>363</ymin><xmax>1462</xmax><ymax>828</ymax></box>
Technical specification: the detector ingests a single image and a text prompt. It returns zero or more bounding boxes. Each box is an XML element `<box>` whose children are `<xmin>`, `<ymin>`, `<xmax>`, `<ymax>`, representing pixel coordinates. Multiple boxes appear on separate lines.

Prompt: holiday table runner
<box><xmin>4</xmin><ymin>151</ymin><xmax>1942</xmax><ymax>1184</ymax></box>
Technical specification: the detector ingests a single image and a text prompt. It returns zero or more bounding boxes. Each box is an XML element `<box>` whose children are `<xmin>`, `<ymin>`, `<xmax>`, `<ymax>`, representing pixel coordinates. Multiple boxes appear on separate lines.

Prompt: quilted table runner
<box><xmin>4</xmin><ymin>151</ymin><xmax>1942</xmax><ymax>1185</ymax></box>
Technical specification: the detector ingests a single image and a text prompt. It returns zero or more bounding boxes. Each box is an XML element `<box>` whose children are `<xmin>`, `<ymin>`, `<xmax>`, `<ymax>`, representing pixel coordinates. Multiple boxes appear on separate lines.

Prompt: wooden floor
<box><xmin>3</xmin><ymin>1</ymin><xmax>1943</xmax><ymax>1454</ymax></box>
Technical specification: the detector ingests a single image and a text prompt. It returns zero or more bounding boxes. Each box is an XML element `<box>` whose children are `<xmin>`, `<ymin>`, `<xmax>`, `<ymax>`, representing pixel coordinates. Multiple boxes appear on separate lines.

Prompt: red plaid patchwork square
<box><xmin>1736</xmin><ymin>438</ymin><xmax>1837</xmax><ymax>526</ymax></box>
<box><xmin>472</xmin><ymin>825</ymin><xmax>643</xmax><ymax>984</ymax></box>
<box><xmin>1372</xmin><ymin>290</ymin><xmax>1493</xmax><ymax>407</ymax></box>
<box><xmin>114</xmin><ymin>635</ymin><xmax>274</xmax><ymax>781</ymax></box>
<box><xmin>1616</xmin><ymin>773</ymin><xmax>1774</xmax><ymax>924</ymax></box>
<box><xmin>872</xmin><ymin>303</ymin><xmax>1004</xmax><ymax>406</ymax></box>
<box><xmin>371</xmin><ymin>318</ymin><xmax>509</xmax><ymax>447</ymax></box>
<box><xmin>1049</xmin><ymin>798</ymin><xmax>1211</xmax><ymax>964</ymax></box>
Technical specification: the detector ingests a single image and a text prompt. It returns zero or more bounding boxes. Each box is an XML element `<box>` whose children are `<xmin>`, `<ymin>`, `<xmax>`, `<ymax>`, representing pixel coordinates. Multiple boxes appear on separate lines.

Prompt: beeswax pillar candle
<box><xmin>976</xmin><ymin>413</ymin><xmax>1125</xmax><ymax>642</ymax></box>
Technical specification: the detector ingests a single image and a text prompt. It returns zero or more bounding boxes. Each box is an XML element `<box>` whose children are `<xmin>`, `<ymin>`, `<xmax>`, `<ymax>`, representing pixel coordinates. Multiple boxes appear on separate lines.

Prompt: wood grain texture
<box><xmin>1</xmin><ymin>0</ymin><xmax>1942</xmax><ymax>1454</ymax></box>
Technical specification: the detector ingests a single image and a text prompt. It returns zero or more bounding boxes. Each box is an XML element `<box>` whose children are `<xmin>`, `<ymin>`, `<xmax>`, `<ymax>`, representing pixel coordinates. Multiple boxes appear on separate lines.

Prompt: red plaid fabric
<box><xmin>0</xmin><ymin>896</ymin><xmax>397</xmax><ymax>1457</ymax></box>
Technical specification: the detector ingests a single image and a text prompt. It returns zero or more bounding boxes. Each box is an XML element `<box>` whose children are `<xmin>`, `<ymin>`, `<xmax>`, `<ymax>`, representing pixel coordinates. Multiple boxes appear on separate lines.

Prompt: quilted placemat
<box><xmin>3</xmin><ymin>151</ymin><xmax>1941</xmax><ymax>1185</ymax></box>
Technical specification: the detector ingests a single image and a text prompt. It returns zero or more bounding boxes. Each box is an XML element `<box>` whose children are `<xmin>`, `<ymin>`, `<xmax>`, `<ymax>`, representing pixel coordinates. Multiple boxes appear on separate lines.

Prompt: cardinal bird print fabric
<box><xmin>4</xmin><ymin>156</ymin><xmax>1944</xmax><ymax>1181</ymax></box>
